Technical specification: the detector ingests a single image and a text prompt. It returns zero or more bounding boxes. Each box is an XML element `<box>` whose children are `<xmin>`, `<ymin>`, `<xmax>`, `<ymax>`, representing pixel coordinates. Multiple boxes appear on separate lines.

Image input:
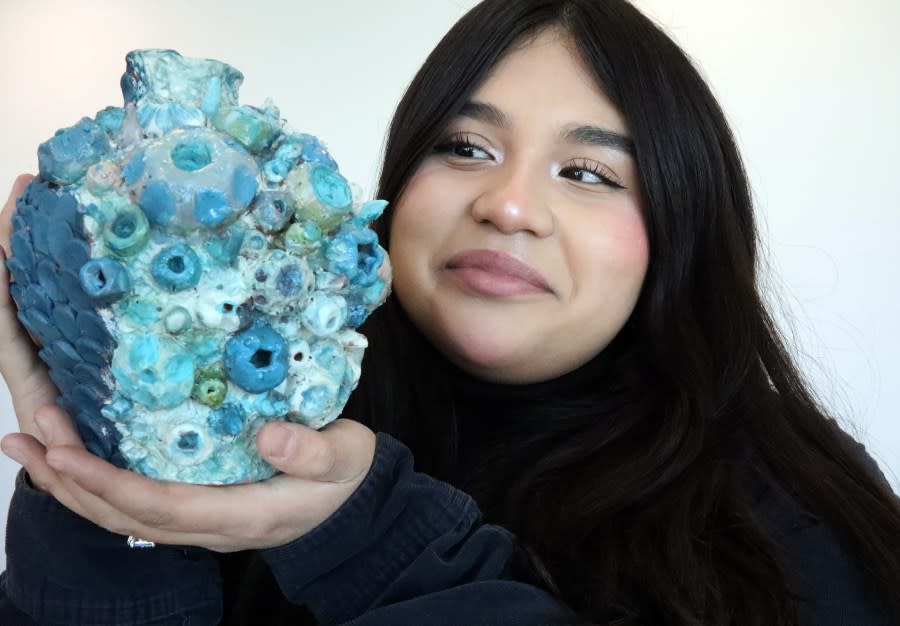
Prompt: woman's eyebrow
<box><xmin>561</xmin><ymin>124</ymin><xmax>635</xmax><ymax>155</ymax></box>
<box><xmin>458</xmin><ymin>101</ymin><xmax>510</xmax><ymax>128</ymax></box>
<box><xmin>457</xmin><ymin>101</ymin><xmax>634</xmax><ymax>155</ymax></box>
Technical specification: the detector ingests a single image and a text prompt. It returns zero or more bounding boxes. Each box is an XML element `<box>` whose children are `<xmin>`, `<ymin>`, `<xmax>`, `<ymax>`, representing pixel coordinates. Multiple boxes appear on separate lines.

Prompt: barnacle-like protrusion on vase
<box><xmin>79</xmin><ymin>258</ymin><xmax>133</xmax><ymax>303</ymax></box>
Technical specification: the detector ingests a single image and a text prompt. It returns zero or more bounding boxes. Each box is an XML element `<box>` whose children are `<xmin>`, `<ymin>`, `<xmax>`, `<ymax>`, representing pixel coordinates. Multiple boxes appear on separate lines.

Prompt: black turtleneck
<box><xmin>444</xmin><ymin>351</ymin><xmax>616</xmax><ymax>519</ymax></box>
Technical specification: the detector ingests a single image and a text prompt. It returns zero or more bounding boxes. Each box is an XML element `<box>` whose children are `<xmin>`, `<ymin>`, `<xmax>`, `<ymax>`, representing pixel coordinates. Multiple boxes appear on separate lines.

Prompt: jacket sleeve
<box><xmin>0</xmin><ymin>470</ymin><xmax>223</xmax><ymax>626</ymax></box>
<box><xmin>752</xmin><ymin>439</ymin><xmax>897</xmax><ymax>626</ymax></box>
<box><xmin>782</xmin><ymin>522</ymin><xmax>896</xmax><ymax>626</ymax></box>
<box><xmin>260</xmin><ymin>433</ymin><xmax>579</xmax><ymax>626</ymax></box>
<box><xmin>788</xmin><ymin>441</ymin><xmax>897</xmax><ymax>626</ymax></box>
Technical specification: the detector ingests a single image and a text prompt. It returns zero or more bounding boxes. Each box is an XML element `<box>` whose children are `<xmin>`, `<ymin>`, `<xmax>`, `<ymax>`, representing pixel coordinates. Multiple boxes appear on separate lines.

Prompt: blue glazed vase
<box><xmin>7</xmin><ymin>50</ymin><xmax>391</xmax><ymax>484</ymax></box>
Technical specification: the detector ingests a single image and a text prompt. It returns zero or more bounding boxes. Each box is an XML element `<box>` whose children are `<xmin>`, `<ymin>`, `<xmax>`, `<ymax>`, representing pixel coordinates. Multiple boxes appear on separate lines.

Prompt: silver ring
<box><xmin>127</xmin><ymin>535</ymin><xmax>156</xmax><ymax>549</ymax></box>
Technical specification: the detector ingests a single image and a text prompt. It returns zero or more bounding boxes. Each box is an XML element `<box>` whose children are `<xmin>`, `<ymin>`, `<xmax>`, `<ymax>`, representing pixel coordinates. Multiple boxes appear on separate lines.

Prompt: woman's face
<box><xmin>389</xmin><ymin>29</ymin><xmax>649</xmax><ymax>384</ymax></box>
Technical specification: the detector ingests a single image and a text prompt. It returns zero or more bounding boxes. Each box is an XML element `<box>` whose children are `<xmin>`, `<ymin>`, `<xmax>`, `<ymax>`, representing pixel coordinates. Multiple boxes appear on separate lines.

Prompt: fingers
<box><xmin>1</xmin><ymin>430</ymin><xmax>228</xmax><ymax>550</ymax></box>
<box><xmin>0</xmin><ymin>431</ymin><xmax>109</xmax><ymax>526</ymax></box>
<box><xmin>47</xmin><ymin>439</ymin><xmax>266</xmax><ymax>532</ymax></box>
<box><xmin>4</xmin><ymin>406</ymin><xmax>85</xmax><ymax>501</ymax></box>
<box><xmin>16</xmin><ymin>418</ymin><xmax>377</xmax><ymax>553</ymax></box>
<box><xmin>0</xmin><ymin>176</ymin><xmax>59</xmax><ymax>439</ymax></box>
<box><xmin>47</xmin><ymin>419</ymin><xmax>374</xmax><ymax>544</ymax></box>
<box><xmin>45</xmin><ymin>440</ymin><xmax>176</xmax><ymax>525</ymax></box>
<box><xmin>34</xmin><ymin>405</ymin><xmax>84</xmax><ymax>448</ymax></box>
<box><xmin>0</xmin><ymin>241</ymin><xmax>56</xmax><ymax>440</ymax></box>
<box><xmin>257</xmin><ymin>419</ymin><xmax>376</xmax><ymax>484</ymax></box>
<box><xmin>0</xmin><ymin>174</ymin><xmax>34</xmax><ymax>251</ymax></box>
<box><xmin>4</xmin><ymin>406</ymin><xmax>310</xmax><ymax>552</ymax></box>
<box><xmin>42</xmin><ymin>441</ymin><xmax>276</xmax><ymax>550</ymax></box>
<box><xmin>1</xmin><ymin>432</ymin><xmax>50</xmax><ymax>490</ymax></box>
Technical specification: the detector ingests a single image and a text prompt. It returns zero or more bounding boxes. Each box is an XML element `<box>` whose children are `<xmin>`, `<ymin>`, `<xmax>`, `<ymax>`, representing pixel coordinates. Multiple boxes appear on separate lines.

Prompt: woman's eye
<box><xmin>454</xmin><ymin>143</ymin><xmax>491</xmax><ymax>159</ymax></box>
<box><xmin>560</xmin><ymin>161</ymin><xmax>625</xmax><ymax>189</ymax></box>
<box><xmin>433</xmin><ymin>134</ymin><xmax>492</xmax><ymax>160</ymax></box>
<box><xmin>563</xmin><ymin>167</ymin><xmax>602</xmax><ymax>184</ymax></box>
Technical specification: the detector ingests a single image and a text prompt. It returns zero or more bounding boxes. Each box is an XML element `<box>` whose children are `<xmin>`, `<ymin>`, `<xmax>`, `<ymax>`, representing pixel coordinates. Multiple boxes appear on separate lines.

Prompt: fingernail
<box><xmin>262</xmin><ymin>424</ymin><xmax>293</xmax><ymax>460</ymax></box>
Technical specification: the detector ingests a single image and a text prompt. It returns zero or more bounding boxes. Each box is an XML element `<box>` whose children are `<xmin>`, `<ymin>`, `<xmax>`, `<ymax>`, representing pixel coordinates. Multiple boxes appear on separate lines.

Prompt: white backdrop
<box><xmin>0</xmin><ymin>0</ymin><xmax>897</xmax><ymax>571</ymax></box>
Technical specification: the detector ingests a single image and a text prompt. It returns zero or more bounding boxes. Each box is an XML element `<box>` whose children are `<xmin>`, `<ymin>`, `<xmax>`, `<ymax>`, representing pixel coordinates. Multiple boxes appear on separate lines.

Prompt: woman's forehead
<box><xmin>465</xmin><ymin>29</ymin><xmax>629</xmax><ymax>137</ymax></box>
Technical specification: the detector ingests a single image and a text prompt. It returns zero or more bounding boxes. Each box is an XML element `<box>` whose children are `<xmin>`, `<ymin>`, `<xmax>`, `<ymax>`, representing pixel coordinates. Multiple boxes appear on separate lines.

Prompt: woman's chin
<box><xmin>403</xmin><ymin>294</ymin><xmax>575</xmax><ymax>383</ymax></box>
<box><xmin>435</xmin><ymin>334</ymin><xmax>556</xmax><ymax>384</ymax></box>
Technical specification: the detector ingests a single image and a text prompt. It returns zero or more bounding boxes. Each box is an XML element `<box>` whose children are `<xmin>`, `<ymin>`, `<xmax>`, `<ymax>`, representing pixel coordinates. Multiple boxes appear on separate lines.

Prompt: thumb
<box><xmin>257</xmin><ymin>419</ymin><xmax>375</xmax><ymax>484</ymax></box>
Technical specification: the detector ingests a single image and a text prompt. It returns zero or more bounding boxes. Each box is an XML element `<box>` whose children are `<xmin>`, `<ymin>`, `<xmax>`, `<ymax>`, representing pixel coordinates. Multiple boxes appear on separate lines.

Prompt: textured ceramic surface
<box><xmin>7</xmin><ymin>50</ymin><xmax>391</xmax><ymax>484</ymax></box>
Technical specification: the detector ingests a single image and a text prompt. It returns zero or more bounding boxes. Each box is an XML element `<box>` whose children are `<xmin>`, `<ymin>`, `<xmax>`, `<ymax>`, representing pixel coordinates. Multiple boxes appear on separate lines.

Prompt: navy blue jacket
<box><xmin>0</xmin><ymin>433</ymin><xmax>895</xmax><ymax>625</ymax></box>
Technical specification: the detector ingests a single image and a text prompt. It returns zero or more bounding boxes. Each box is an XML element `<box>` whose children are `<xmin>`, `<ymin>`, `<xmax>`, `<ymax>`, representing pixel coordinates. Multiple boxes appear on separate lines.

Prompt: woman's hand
<box><xmin>0</xmin><ymin>174</ymin><xmax>58</xmax><ymax>443</ymax></box>
<box><xmin>2</xmin><ymin>405</ymin><xmax>377</xmax><ymax>552</ymax></box>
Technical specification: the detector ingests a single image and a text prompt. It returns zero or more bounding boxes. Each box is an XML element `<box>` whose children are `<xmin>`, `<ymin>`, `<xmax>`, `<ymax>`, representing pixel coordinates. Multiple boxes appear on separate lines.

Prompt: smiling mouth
<box><xmin>444</xmin><ymin>249</ymin><xmax>552</xmax><ymax>297</ymax></box>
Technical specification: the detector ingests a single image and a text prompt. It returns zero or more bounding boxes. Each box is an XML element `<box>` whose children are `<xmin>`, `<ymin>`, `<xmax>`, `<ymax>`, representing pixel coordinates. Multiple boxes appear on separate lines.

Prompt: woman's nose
<box><xmin>469</xmin><ymin>163</ymin><xmax>554</xmax><ymax>237</ymax></box>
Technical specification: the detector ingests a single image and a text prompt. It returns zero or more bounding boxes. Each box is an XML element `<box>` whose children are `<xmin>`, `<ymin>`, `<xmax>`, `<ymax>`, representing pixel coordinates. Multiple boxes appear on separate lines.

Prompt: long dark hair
<box><xmin>346</xmin><ymin>0</ymin><xmax>900</xmax><ymax>623</ymax></box>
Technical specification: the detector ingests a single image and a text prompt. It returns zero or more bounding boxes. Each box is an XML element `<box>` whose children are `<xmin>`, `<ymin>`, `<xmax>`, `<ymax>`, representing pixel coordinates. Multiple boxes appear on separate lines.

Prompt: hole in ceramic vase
<box><xmin>250</xmin><ymin>349</ymin><xmax>273</xmax><ymax>369</ymax></box>
<box><xmin>167</xmin><ymin>256</ymin><xmax>186</xmax><ymax>274</ymax></box>
<box><xmin>171</xmin><ymin>141</ymin><xmax>212</xmax><ymax>172</ymax></box>
<box><xmin>177</xmin><ymin>431</ymin><xmax>200</xmax><ymax>450</ymax></box>
<box><xmin>113</xmin><ymin>214</ymin><xmax>137</xmax><ymax>238</ymax></box>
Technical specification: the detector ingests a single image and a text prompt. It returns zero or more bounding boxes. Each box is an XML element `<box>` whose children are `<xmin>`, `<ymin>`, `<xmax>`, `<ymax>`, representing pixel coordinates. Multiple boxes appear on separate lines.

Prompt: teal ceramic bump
<box><xmin>7</xmin><ymin>49</ymin><xmax>391</xmax><ymax>484</ymax></box>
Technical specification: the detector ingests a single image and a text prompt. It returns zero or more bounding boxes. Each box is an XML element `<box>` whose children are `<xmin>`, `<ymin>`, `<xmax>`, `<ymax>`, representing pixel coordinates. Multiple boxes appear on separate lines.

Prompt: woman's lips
<box><xmin>444</xmin><ymin>249</ymin><xmax>552</xmax><ymax>297</ymax></box>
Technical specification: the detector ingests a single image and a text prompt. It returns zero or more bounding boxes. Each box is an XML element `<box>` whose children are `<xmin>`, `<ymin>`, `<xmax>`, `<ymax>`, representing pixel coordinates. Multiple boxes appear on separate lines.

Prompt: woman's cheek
<box><xmin>387</xmin><ymin>171</ymin><xmax>442</xmax><ymax>310</ymax></box>
<box><xmin>600</xmin><ymin>208</ymin><xmax>650</xmax><ymax>274</ymax></box>
<box><xmin>389</xmin><ymin>168</ymin><xmax>444</xmax><ymax>241</ymax></box>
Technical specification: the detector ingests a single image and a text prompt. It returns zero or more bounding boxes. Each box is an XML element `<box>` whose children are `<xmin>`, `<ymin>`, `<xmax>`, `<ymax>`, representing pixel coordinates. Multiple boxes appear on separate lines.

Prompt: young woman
<box><xmin>1</xmin><ymin>1</ymin><xmax>898</xmax><ymax>625</ymax></box>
